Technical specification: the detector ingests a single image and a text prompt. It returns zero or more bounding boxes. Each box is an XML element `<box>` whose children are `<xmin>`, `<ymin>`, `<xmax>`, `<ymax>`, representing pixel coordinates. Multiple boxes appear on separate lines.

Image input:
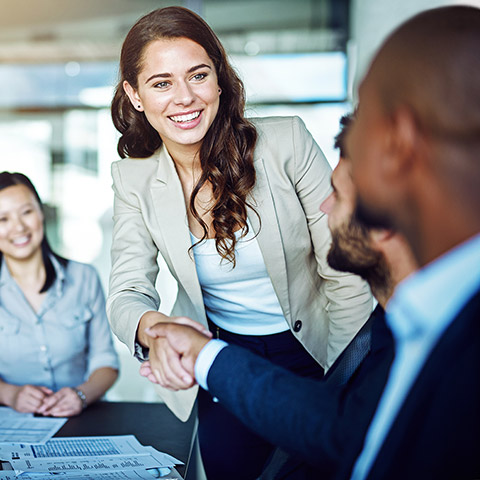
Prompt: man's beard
<box><xmin>355</xmin><ymin>194</ymin><xmax>395</xmax><ymax>231</ymax></box>
<box><xmin>327</xmin><ymin>214</ymin><xmax>391</xmax><ymax>296</ymax></box>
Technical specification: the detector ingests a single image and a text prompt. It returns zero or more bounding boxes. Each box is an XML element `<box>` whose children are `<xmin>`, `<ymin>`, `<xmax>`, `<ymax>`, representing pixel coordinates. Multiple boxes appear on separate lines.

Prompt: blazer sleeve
<box><xmin>291</xmin><ymin>117</ymin><xmax>373</xmax><ymax>367</ymax></box>
<box><xmin>206</xmin><ymin>331</ymin><xmax>393</xmax><ymax>474</ymax></box>
<box><xmin>106</xmin><ymin>161</ymin><xmax>161</xmax><ymax>355</ymax></box>
<box><xmin>207</xmin><ymin>344</ymin><xmax>345</xmax><ymax>474</ymax></box>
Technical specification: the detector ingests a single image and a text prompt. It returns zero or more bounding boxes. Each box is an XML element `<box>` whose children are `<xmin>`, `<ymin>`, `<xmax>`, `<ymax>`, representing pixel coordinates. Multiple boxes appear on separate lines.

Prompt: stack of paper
<box><xmin>0</xmin><ymin>407</ymin><xmax>67</xmax><ymax>444</ymax></box>
<box><xmin>0</xmin><ymin>408</ymin><xmax>183</xmax><ymax>479</ymax></box>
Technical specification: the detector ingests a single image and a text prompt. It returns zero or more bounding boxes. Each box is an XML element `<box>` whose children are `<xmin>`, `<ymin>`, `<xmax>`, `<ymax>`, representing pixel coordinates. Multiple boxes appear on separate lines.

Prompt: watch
<box><xmin>73</xmin><ymin>387</ymin><xmax>88</xmax><ymax>409</ymax></box>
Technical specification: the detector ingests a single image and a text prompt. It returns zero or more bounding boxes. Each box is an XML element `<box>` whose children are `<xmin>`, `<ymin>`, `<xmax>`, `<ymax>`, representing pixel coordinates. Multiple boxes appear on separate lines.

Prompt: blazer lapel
<box><xmin>149</xmin><ymin>146</ymin><xmax>205</xmax><ymax>317</ymax></box>
<box><xmin>249</xmin><ymin>157</ymin><xmax>291</xmax><ymax>322</ymax></box>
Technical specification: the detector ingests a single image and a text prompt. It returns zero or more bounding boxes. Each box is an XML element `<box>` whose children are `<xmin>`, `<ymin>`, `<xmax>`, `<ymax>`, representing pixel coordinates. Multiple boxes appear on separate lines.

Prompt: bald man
<box><xmin>345</xmin><ymin>6</ymin><xmax>480</xmax><ymax>480</ymax></box>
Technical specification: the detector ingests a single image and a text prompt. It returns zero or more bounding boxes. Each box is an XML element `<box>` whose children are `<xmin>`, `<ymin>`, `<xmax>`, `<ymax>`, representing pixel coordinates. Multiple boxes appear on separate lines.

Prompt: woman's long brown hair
<box><xmin>111</xmin><ymin>6</ymin><xmax>259</xmax><ymax>265</ymax></box>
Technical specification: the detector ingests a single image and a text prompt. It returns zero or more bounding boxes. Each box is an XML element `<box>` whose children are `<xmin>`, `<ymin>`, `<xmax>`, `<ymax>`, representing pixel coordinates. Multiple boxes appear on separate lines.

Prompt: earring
<box><xmin>137</xmin><ymin>105</ymin><xmax>141</xmax><ymax>109</ymax></box>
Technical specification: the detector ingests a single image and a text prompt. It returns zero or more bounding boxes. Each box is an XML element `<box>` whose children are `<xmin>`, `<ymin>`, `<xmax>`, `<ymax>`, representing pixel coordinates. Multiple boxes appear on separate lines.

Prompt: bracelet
<box><xmin>73</xmin><ymin>388</ymin><xmax>88</xmax><ymax>410</ymax></box>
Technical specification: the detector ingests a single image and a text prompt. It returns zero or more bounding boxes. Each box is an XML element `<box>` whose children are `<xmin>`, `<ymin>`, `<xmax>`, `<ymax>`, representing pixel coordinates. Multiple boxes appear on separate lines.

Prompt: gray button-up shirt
<box><xmin>0</xmin><ymin>256</ymin><xmax>119</xmax><ymax>391</ymax></box>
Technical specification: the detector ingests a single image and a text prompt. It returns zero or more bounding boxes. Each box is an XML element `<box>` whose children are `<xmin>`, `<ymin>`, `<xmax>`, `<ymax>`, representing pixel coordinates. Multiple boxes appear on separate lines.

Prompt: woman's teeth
<box><xmin>170</xmin><ymin>111</ymin><xmax>200</xmax><ymax>123</ymax></box>
<box><xmin>13</xmin><ymin>236</ymin><xmax>29</xmax><ymax>245</ymax></box>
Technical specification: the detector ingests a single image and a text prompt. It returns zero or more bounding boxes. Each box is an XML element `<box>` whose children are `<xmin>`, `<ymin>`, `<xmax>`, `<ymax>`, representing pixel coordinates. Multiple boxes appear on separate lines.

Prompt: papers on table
<box><xmin>0</xmin><ymin>470</ymin><xmax>182</xmax><ymax>479</ymax></box>
<box><xmin>0</xmin><ymin>435</ymin><xmax>182</xmax><ymax>479</ymax></box>
<box><xmin>0</xmin><ymin>472</ymin><xmax>182</xmax><ymax>479</ymax></box>
<box><xmin>0</xmin><ymin>473</ymin><xmax>15</xmax><ymax>480</ymax></box>
<box><xmin>0</xmin><ymin>407</ymin><xmax>67</xmax><ymax>444</ymax></box>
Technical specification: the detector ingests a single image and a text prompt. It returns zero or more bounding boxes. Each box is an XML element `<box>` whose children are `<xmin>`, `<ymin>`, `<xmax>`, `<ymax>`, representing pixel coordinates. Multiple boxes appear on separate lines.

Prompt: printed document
<box><xmin>0</xmin><ymin>407</ymin><xmax>66</xmax><ymax>444</ymax></box>
<box><xmin>0</xmin><ymin>469</ymin><xmax>182</xmax><ymax>479</ymax></box>
<box><xmin>0</xmin><ymin>435</ymin><xmax>181</xmax><ymax>476</ymax></box>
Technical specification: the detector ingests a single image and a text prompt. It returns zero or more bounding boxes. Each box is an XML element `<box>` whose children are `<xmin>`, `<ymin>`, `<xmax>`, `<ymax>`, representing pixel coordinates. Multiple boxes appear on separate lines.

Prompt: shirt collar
<box><xmin>0</xmin><ymin>253</ymin><xmax>67</xmax><ymax>296</ymax></box>
<box><xmin>0</xmin><ymin>258</ymin><xmax>11</xmax><ymax>287</ymax></box>
<box><xmin>50</xmin><ymin>255</ymin><xmax>67</xmax><ymax>298</ymax></box>
<box><xmin>387</xmin><ymin>233</ymin><xmax>480</xmax><ymax>340</ymax></box>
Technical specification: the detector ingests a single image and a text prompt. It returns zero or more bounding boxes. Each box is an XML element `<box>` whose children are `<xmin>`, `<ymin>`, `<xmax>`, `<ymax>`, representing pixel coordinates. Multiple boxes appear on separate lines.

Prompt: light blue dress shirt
<box><xmin>0</xmin><ymin>256</ymin><xmax>119</xmax><ymax>391</ymax></box>
<box><xmin>195</xmin><ymin>339</ymin><xmax>228</xmax><ymax>390</ymax></box>
<box><xmin>351</xmin><ymin>233</ymin><xmax>480</xmax><ymax>479</ymax></box>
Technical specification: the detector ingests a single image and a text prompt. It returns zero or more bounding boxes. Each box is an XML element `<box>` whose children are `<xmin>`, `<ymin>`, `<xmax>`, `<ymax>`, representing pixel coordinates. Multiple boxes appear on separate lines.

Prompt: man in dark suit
<box><xmin>342</xmin><ymin>5</ymin><xmax>480</xmax><ymax>479</ymax></box>
<box><xmin>142</xmin><ymin>114</ymin><xmax>417</xmax><ymax>478</ymax></box>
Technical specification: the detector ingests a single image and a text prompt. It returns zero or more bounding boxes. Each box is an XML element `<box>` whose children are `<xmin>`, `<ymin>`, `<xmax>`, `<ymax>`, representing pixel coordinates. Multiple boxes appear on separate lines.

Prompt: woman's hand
<box><xmin>138</xmin><ymin>312</ymin><xmax>211</xmax><ymax>391</ymax></box>
<box><xmin>140</xmin><ymin>323</ymin><xmax>212</xmax><ymax>385</ymax></box>
<box><xmin>8</xmin><ymin>384</ymin><xmax>53</xmax><ymax>414</ymax></box>
<box><xmin>37</xmin><ymin>387</ymin><xmax>83</xmax><ymax>417</ymax></box>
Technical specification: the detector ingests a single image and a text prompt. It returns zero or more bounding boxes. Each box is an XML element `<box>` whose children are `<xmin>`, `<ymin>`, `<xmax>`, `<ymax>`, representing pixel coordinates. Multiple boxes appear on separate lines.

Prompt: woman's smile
<box><xmin>11</xmin><ymin>235</ymin><xmax>32</xmax><ymax>247</ymax></box>
<box><xmin>168</xmin><ymin>109</ymin><xmax>203</xmax><ymax>129</ymax></box>
<box><xmin>124</xmin><ymin>37</ymin><xmax>221</xmax><ymax>157</ymax></box>
<box><xmin>0</xmin><ymin>184</ymin><xmax>44</xmax><ymax>261</ymax></box>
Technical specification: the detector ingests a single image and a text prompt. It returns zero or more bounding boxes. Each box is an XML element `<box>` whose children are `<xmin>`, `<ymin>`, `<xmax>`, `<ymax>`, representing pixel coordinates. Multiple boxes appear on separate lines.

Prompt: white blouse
<box><xmin>190</xmin><ymin>225</ymin><xmax>289</xmax><ymax>336</ymax></box>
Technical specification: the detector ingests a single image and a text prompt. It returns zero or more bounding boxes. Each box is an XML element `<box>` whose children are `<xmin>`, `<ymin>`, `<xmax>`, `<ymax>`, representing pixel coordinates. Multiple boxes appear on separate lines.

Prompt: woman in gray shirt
<box><xmin>0</xmin><ymin>172</ymin><xmax>119</xmax><ymax>417</ymax></box>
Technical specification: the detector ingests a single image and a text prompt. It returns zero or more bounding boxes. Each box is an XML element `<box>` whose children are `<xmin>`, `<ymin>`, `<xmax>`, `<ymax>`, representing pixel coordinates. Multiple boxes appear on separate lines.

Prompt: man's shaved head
<box><xmin>347</xmin><ymin>6</ymin><xmax>480</xmax><ymax>264</ymax></box>
<box><xmin>372</xmin><ymin>6</ymin><xmax>480</xmax><ymax>136</ymax></box>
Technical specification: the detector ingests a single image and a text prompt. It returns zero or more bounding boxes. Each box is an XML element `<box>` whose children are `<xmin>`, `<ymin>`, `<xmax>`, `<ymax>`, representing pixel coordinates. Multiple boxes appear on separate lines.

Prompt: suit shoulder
<box><xmin>250</xmin><ymin>115</ymin><xmax>306</xmax><ymax>135</ymax></box>
<box><xmin>111</xmin><ymin>152</ymin><xmax>160</xmax><ymax>192</ymax></box>
<box><xmin>250</xmin><ymin>116</ymin><xmax>310</xmax><ymax>153</ymax></box>
<box><xmin>112</xmin><ymin>154</ymin><xmax>158</xmax><ymax>176</ymax></box>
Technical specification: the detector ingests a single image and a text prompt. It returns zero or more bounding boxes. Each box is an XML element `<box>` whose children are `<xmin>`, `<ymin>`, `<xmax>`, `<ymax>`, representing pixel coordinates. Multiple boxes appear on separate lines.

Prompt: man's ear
<box><xmin>385</xmin><ymin>105</ymin><xmax>419</xmax><ymax>178</ymax></box>
<box><xmin>369</xmin><ymin>228</ymin><xmax>394</xmax><ymax>248</ymax></box>
<box><xmin>123</xmin><ymin>81</ymin><xmax>143</xmax><ymax>111</ymax></box>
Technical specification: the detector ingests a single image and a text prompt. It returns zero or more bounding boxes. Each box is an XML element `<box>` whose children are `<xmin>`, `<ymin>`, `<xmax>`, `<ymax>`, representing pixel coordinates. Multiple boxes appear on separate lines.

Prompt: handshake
<box><xmin>139</xmin><ymin>316</ymin><xmax>214</xmax><ymax>391</ymax></box>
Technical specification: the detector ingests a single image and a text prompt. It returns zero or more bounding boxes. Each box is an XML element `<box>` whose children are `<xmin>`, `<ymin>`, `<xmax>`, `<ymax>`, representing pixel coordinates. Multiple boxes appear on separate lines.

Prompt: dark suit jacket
<box><xmin>342</xmin><ymin>288</ymin><xmax>480</xmax><ymax>480</ymax></box>
<box><xmin>208</xmin><ymin>290</ymin><xmax>480</xmax><ymax>479</ymax></box>
<box><xmin>207</xmin><ymin>306</ymin><xmax>394</xmax><ymax>478</ymax></box>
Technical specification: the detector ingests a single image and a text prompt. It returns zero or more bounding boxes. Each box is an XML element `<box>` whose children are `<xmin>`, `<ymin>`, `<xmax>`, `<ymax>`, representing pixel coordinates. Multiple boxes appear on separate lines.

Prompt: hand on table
<box><xmin>37</xmin><ymin>387</ymin><xmax>83</xmax><ymax>417</ymax></box>
<box><xmin>10</xmin><ymin>384</ymin><xmax>53</xmax><ymax>414</ymax></box>
<box><xmin>139</xmin><ymin>319</ymin><xmax>212</xmax><ymax>391</ymax></box>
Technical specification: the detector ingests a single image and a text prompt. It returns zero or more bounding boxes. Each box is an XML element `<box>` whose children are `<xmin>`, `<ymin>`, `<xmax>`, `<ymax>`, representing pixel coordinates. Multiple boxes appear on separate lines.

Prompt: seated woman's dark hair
<box><xmin>0</xmin><ymin>172</ymin><xmax>68</xmax><ymax>292</ymax></box>
<box><xmin>111</xmin><ymin>6</ymin><xmax>259</xmax><ymax>265</ymax></box>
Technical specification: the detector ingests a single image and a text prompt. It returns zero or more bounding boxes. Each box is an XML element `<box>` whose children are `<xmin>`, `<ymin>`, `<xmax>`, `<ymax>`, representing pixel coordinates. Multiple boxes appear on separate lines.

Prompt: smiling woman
<box><xmin>122</xmin><ymin>37</ymin><xmax>221</xmax><ymax>162</ymax></box>
<box><xmin>107</xmin><ymin>6</ymin><xmax>372</xmax><ymax>480</ymax></box>
<box><xmin>0</xmin><ymin>171</ymin><xmax>119</xmax><ymax>418</ymax></box>
<box><xmin>0</xmin><ymin>182</ymin><xmax>44</xmax><ymax>267</ymax></box>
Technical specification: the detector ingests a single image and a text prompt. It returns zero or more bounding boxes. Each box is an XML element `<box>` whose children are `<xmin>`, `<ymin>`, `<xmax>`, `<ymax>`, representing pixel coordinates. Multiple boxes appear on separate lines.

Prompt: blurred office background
<box><xmin>1</xmin><ymin>0</ymin><xmax>477</xmax><ymax>401</ymax></box>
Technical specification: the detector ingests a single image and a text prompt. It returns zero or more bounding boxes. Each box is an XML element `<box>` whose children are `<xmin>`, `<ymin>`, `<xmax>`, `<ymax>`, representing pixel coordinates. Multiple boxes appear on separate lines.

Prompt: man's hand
<box><xmin>141</xmin><ymin>323</ymin><xmax>212</xmax><ymax>389</ymax></box>
<box><xmin>138</xmin><ymin>313</ymin><xmax>211</xmax><ymax>391</ymax></box>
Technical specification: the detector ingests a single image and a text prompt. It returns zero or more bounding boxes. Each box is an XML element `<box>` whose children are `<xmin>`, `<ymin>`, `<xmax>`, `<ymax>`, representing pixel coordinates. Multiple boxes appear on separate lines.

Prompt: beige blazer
<box><xmin>107</xmin><ymin>116</ymin><xmax>372</xmax><ymax>421</ymax></box>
